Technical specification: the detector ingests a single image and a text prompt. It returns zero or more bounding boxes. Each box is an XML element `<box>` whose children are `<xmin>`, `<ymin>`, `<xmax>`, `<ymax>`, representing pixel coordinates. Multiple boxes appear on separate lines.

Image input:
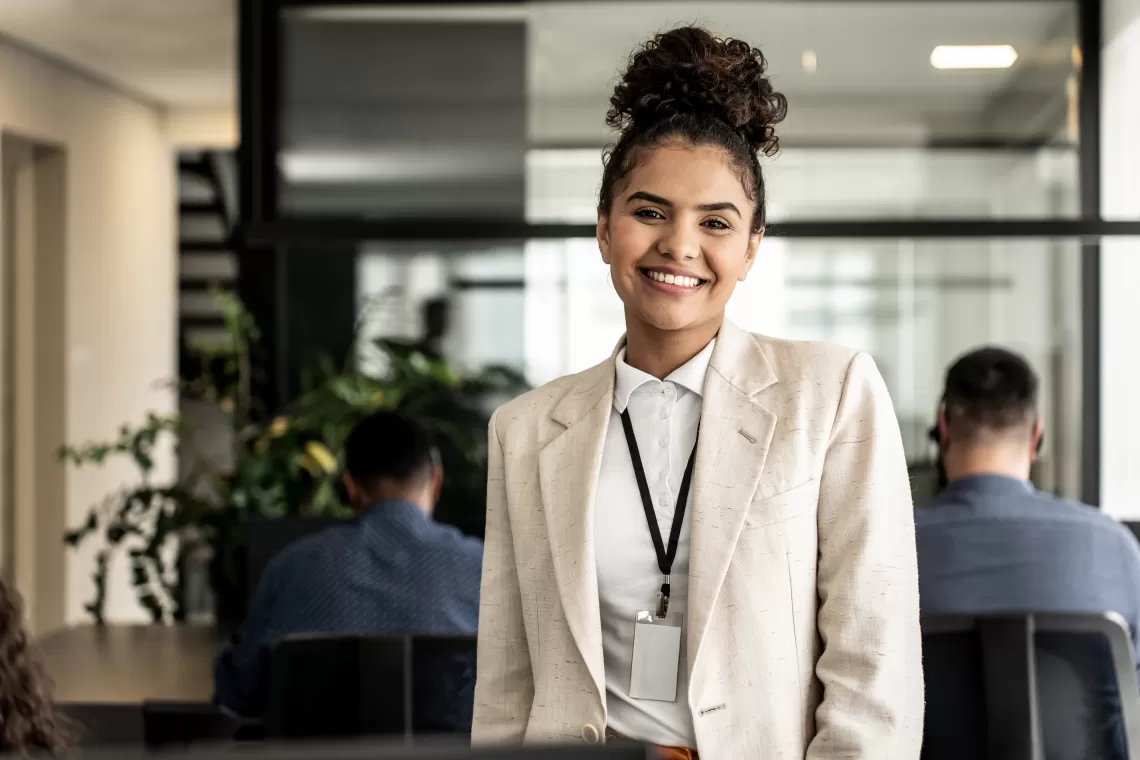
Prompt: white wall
<box><xmin>0</xmin><ymin>39</ymin><xmax>177</xmax><ymax>626</ymax></box>
<box><xmin>1101</xmin><ymin>0</ymin><xmax>1140</xmax><ymax>518</ymax></box>
<box><xmin>165</xmin><ymin>105</ymin><xmax>238</xmax><ymax>150</ymax></box>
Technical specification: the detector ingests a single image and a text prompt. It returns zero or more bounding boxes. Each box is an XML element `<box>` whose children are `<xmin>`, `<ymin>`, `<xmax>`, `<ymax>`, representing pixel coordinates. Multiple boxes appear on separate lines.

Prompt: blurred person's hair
<box><xmin>941</xmin><ymin>346</ymin><xmax>1039</xmax><ymax>442</ymax></box>
<box><xmin>597</xmin><ymin>25</ymin><xmax>788</xmax><ymax>233</ymax></box>
<box><xmin>0</xmin><ymin>577</ymin><xmax>70</xmax><ymax>754</ymax></box>
<box><xmin>344</xmin><ymin>411</ymin><xmax>439</xmax><ymax>493</ymax></box>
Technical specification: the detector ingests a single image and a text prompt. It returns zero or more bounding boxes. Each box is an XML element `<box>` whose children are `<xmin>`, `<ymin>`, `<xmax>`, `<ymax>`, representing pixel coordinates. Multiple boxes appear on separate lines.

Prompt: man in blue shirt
<box><xmin>917</xmin><ymin>347</ymin><xmax>1140</xmax><ymax>757</ymax></box>
<box><xmin>213</xmin><ymin>411</ymin><xmax>483</xmax><ymax>727</ymax></box>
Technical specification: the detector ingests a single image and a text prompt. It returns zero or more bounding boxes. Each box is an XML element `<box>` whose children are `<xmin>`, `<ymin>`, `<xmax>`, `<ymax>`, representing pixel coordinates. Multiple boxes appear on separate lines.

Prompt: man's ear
<box><xmin>597</xmin><ymin>213</ymin><xmax>612</xmax><ymax>265</ymax></box>
<box><xmin>342</xmin><ymin>472</ymin><xmax>360</xmax><ymax>505</ymax></box>
<box><xmin>936</xmin><ymin>409</ymin><xmax>950</xmax><ymax>452</ymax></box>
<box><xmin>431</xmin><ymin>464</ymin><xmax>444</xmax><ymax>503</ymax></box>
<box><xmin>738</xmin><ymin>230</ymin><xmax>763</xmax><ymax>282</ymax></box>
<box><xmin>1030</xmin><ymin>421</ymin><xmax>1044</xmax><ymax>462</ymax></box>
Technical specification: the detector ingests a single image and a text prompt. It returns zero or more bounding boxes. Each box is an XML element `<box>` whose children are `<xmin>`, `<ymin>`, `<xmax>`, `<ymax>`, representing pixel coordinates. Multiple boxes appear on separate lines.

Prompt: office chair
<box><xmin>56</xmin><ymin>702</ymin><xmax>145</xmax><ymax>747</ymax></box>
<box><xmin>141</xmin><ymin>700</ymin><xmax>244</xmax><ymax>749</ymax></box>
<box><xmin>264</xmin><ymin>634</ymin><xmax>478</xmax><ymax>740</ymax></box>
<box><xmin>922</xmin><ymin>612</ymin><xmax>1140</xmax><ymax>760</ymax></box>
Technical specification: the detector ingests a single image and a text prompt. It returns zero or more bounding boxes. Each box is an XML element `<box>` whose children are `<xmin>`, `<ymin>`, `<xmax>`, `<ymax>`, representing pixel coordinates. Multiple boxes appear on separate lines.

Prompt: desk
<box><xmin>38</xmin><ymin>624</ymin><xmax>223</xmax><ymax>704</ymax></box>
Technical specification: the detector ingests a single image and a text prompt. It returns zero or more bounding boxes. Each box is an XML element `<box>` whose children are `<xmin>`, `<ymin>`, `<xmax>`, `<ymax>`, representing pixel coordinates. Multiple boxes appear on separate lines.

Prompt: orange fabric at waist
<box><xmin>606</xmin><ymin>729</ymin><xmax>698</xmax><ymax>759</ymax></box>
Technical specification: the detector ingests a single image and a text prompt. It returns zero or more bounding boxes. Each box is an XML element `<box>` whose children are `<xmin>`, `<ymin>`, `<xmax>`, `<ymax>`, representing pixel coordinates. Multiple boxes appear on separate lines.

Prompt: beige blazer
<box><xmin>473</xmin><ymin>320</ymin><xmax>923</xmax><ymax>760</ymax></box>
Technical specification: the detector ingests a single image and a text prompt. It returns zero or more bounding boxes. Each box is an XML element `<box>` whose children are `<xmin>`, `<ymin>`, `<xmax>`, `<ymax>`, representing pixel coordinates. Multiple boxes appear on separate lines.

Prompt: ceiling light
<box><xmin>930</xmin><ymin>45</ymin><xmax>1018</xmax><ymax>70</ymax></box>
<box><xmin>802</xmin><ymin>49</ymin><xmax>818</xmax><ymax>74</ymax></box>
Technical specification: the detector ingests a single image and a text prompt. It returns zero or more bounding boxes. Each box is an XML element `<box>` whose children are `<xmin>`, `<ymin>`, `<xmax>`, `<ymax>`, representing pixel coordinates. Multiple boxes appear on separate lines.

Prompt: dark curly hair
<box><xmin>599</xmin><ymin>26</ymin><xmax>788</xmax><ymax>233</ymax></box>
<box><xmin>0</xmin><ymin>578</ymin><xmax>69</xmax><ymax>755</ymax></box>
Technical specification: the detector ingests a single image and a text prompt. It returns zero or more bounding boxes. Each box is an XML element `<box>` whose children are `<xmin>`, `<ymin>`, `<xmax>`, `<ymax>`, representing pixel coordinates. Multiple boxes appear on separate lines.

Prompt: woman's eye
<box><xmin>704</xmin><ymin>218</ymin><xmax>731</xmax><ymax>230</ymax></box>
<box><xmin>634</xmin><ymin>208</ymin><xmax>664</xmax><ymax>220</ymax></box>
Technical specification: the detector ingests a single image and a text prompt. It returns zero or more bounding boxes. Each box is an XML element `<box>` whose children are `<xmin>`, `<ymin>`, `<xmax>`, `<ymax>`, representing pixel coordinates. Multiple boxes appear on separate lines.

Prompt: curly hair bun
<box><xmin>607</xmin><ymin>26</ymin><xmax>788</xmax><ymax>157</ymax></box>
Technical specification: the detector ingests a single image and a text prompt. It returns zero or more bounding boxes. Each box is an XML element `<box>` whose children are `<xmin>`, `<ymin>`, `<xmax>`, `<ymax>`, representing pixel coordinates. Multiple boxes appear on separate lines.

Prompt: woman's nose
<box><xmin>657</xmin><ymin>223</ymin><xmax>700</xmax><ymax>261</ymax></box>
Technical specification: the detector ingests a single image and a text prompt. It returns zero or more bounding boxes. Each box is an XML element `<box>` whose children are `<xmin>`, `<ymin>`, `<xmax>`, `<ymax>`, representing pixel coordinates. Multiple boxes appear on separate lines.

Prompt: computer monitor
<box><xmin>247</xmin><ymin>515</ymin><xmax>344</xmax><ymax>595</ymax></box>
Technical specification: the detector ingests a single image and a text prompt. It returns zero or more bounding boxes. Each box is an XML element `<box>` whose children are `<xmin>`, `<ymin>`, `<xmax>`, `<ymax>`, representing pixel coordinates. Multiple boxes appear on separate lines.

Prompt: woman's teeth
<box><xmin>647</xmin><ymin>271</ymin><xmax>701</xmax><ymax>288</ymax></box>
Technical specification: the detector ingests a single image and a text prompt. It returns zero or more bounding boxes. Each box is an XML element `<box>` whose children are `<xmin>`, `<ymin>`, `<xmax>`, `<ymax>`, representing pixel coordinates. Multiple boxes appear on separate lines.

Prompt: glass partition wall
<box><xmin>240</xmin><ymin>0</ymin><xmax>1116</xmax><ymax>506</ymax></box>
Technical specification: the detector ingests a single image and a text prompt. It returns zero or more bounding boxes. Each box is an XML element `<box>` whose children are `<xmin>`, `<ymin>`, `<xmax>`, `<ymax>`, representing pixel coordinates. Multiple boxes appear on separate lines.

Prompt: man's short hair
<box><xmin>343</xmin><ymin>411</ymin><xmax>437</xmax><ymax>490</ymax></box>
<box><xmin>942</xmin><ymin>346</ymin><xmax>1039</xmax><ymax>442</ymax></box>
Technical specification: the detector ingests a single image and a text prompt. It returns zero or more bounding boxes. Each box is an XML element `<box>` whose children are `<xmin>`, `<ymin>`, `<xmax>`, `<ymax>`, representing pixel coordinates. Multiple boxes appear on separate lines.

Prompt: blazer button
<box><xmin>581</xmin><ymin>723</ymin><xmax>601</xmax><ymax>744</ymax></box>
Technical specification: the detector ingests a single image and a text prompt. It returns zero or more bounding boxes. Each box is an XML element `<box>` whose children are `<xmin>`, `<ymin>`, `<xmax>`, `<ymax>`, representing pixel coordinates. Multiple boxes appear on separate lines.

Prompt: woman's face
<box><xmin>597</xmin><ymin>142</ymin><xmax>762</xmax><ymax>336</ymax></box>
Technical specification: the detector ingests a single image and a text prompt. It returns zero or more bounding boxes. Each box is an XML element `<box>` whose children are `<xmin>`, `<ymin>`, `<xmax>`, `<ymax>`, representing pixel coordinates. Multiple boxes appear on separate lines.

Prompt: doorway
<box><xmin>1</xmin><ymin>132</ymin><xmax>67</xmax><ymax>634</ymax></box>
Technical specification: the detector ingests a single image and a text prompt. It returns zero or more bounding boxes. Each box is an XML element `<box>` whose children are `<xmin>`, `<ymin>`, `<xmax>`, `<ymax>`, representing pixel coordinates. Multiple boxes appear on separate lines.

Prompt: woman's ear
<box><xmin>738</xmin><ymin>230</ymin><xmax>764</xmax><ymax>282</ymax></box>
<box><xmin>597</xmin><ymin>213</ymin><xmax>612</xmax><ymax>265</ymax></box>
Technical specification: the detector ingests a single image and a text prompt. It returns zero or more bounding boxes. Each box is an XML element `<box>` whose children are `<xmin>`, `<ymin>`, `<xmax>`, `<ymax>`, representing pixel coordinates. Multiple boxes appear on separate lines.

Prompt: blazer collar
<box><xmin>686</xmin><ymin>320</ymin><xmax>780</xmax><ymax>678</ymax></box>
<box><xmin>549</xmin><ymin>318</ymin><xmax>778</xmax><ymax>427</ymax></box>
<box><xmin>540</xmin><ymin>358</ymin><xmax>614</xmax><ymax>713</ymax></box>
<box><xmin>707</xmin><ymin>318</ymin><xmax>778</xmax><ymax>398</ymax></box>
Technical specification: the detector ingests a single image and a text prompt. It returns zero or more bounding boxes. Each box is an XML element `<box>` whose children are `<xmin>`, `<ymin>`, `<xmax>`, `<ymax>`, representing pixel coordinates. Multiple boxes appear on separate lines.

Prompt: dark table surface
<box><xmin>38</xmin><ymin>624</ymin><xmax>225</xmax><ymax>704</ymax></box>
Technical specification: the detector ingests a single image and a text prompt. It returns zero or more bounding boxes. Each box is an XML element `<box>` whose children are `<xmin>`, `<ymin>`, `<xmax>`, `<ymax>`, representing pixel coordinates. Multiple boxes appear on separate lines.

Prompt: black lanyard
<box><xmin>619</xmin><ymin>408</ymin><xmax>698</xmax><ymax>618</ymax></box>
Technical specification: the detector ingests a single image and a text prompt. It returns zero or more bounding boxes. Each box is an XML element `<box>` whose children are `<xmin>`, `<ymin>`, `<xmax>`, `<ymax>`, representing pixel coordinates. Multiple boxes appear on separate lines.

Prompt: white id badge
<box><xmin>629</xmin><ymin>610</ymin><xmax>683</xmax><ymax>702</ymax></box>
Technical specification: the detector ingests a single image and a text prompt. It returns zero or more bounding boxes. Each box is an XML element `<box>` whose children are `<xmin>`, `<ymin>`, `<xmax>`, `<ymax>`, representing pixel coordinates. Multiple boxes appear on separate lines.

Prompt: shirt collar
<box><xmin>938</xmin><ymin>473</ymin><xmax>1035</xmax><ymax>501</ymax></box>
<box><xmin>613</xmin><ymin>339</ymin><xmax>716</xmax><ymax>413</ymax></box>
<box><xmin>360</xmin><ymin>499</ymin><xmax>430</xmax><ymax>525</ymax></box>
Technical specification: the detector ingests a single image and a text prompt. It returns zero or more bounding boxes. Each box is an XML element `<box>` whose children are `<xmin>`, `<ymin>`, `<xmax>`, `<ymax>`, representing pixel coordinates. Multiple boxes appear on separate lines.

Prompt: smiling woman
<box><xmin>473</xmin><ymin>26</ymin><xmax>924</xmax><ymax>760</ymax></box>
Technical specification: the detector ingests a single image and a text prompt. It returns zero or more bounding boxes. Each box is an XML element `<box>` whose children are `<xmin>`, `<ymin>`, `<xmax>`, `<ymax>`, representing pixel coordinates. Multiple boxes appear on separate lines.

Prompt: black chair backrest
<box><xmin>57</xmin><ymin>702</ymin><xmax>144</xmax><ymax>747</ymax></box>
<box><xmin>264</xmin><ymin>634</ymin><xmax>477</xmax><ymax>740</ymax></box>
<box><xmin>141</xmin><ymin>701</ymin><xmax>243</xmax><ymax>749</ymax></box>
<box><xmin>922</xmin><ymin>612</ymin><xmax>1140</xmax><ymax>760</ymax></box>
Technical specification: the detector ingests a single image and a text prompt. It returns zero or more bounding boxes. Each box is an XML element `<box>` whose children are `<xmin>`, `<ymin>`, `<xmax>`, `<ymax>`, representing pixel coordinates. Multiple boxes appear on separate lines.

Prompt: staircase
<box><xmin>177</xmin><ymin>151</ymin><xmax>237</xmax><ymax>381</ymax></box>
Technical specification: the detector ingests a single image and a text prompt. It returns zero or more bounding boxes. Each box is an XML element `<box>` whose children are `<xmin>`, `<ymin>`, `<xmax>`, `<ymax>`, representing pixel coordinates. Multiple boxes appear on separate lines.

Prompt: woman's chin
<box><xmin>633</xmin><ymin>308</ymin><xmax>713</xmax><ymax>334</ymax></box>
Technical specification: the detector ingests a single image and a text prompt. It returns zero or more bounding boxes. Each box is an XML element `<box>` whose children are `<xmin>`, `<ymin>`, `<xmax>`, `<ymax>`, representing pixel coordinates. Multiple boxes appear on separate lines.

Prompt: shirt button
<box><xmin>664</xmin><ymin>385</ymin><xmax>675</xmax><ymax>397</ymax></box>
<box><xmin>659</xmin><ymin>438</ymin><xmax>668</xmax><ymax>448</ymax></box>
<box><xmin>658</xmin><ymin>494</ymin><xmax>670</xmax><ymax>507</ymax></box>
<box><xmin>661</xmin><ymin>406</ymin><xmax>670</xmax><ymax>419</ymax></box>
<box><xmin>582</xmin><ymin>724</ymin><xmax>600</xmax><ymax>744</ymax></box>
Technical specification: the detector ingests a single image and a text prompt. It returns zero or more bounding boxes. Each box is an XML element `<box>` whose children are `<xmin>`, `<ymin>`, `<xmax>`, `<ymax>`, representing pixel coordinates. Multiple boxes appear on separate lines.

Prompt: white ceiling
<box><xmin>527</xmin><ymin>1</ymin><xmax>1074</xmax><ymax>100</ymax></box>
<box><xmin>0</xmin><ymin>0</ymin><xmax>1073</xmax><ymax>139</ymax></box>
<box><xmin>0</xmin><ymin>0</ymin><xmax>235</xmax><ymax>106</ymax></box>
<box><xmin>282</xmin><ymin>1</ymin><xmax>1076</xmax><ymax>149</ymax></box>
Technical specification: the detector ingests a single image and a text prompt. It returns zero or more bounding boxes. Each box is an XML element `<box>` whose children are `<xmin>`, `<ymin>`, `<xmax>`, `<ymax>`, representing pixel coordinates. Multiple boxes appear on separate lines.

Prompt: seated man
<box><xmin>918</xmin><ymin>347</ymin><xmax>1140</xmax><ymax>757</ymax></box>
<box><xmin>213</xmin><ymin>411</ymin><xmax>483</xmax><ymax>728</ymax></box>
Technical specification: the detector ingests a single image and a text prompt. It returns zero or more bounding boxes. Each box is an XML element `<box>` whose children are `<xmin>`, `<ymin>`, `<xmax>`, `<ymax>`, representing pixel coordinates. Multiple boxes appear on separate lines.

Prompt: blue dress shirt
<box><xmin>213</xmin><ymin>500</ymin><xmax>483</xmax><ymax>727</ymax></box>
<box><xmin>916</xmin><ymin>474</ymin><xmax>1140</xmax><ymax>758</ymax></box>
<box><xmin>916</xmin><ymin>474</ymin><xmax>1140</xmax><ymax>649</ymax></box>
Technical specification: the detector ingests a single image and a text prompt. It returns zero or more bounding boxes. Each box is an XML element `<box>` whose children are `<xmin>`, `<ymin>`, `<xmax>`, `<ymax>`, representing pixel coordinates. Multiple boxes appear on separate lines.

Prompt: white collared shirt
<box><xmin>594</xmin><ymin>339</ymin><xmax>714</xmax><ymax>748</ymax></box>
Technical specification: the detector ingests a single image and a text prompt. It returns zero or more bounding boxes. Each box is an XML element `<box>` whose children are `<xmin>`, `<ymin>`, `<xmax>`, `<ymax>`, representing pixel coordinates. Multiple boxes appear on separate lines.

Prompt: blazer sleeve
<box><xmin>471</xmin><ymin>408</ymin><xmax>535</xmax><ymax>743</ymax></box>
<box><xmin>807</xmin><ymin>351</ymin><xmax>924</xmax><ymax>759</ymax></box>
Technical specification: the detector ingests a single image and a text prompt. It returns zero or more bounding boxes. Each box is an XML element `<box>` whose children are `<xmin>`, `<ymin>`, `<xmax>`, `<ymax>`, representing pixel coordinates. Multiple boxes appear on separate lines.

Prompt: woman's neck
<box><xmin>623</xmin><ymin>313</ymin><xmax>722</xmax><ymax>380</ymax></box>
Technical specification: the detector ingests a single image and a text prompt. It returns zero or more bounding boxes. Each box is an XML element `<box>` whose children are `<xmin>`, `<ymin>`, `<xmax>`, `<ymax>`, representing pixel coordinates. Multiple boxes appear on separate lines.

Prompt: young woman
<box><xmin>473</xmin><ymin>26</ymin><xmax>923</xmax><ymax>760</ymax></box>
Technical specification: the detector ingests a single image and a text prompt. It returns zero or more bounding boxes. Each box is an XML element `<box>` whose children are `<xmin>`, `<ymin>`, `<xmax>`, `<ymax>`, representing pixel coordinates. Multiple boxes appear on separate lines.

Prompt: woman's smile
<box><xmin>639</xmin><ymin>266</ymin><xmax>709</xmax><ymax>293</ymax></box>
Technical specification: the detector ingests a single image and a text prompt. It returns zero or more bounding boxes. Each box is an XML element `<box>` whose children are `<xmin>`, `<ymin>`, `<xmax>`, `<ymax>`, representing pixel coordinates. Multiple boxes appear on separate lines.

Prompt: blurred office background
<box><xmin>0</xmin><ymin>0</ymin><xmax>1134</xmax><ymax>675</ymax></box>
<box><xmin>271</xmin><ymin>1</ymin><xmax>1088</xmax><ymax>500</ymax></box>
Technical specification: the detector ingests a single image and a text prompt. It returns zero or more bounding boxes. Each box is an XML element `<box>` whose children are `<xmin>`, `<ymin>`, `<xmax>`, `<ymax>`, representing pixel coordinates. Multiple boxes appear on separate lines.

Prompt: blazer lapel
<box><xmin>688</xmin><ymin>320</ymin><xmax>779</xmax><ymax>671</ymax></box>
<box><xmin>537</xmin><ymin>360</ymin><xmax>614</xmax><ymax>708</ymax></box>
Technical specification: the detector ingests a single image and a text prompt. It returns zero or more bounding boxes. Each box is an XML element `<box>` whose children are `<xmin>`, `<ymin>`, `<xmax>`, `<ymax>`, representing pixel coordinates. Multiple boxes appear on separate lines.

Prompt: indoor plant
<box><xmin>61</xmin><ymin>292</ymin><xmax>526</xmax><ymax>624</ymax></box>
